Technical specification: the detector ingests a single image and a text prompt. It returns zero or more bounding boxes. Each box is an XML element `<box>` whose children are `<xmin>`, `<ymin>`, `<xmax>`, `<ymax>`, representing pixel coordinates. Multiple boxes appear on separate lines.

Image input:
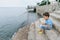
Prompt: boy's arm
<box><xmin>46</xmin><ymin>20</ymin><xmax>53</xmax><ymax>28</ymax></box>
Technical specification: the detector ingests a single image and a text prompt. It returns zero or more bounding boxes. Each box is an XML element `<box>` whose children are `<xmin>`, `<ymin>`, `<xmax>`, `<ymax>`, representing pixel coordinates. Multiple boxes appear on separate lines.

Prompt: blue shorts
<box><xmin>39</xmin><ymin>25</ymin><xmax>52</xmax><ymax>30</ymax></box>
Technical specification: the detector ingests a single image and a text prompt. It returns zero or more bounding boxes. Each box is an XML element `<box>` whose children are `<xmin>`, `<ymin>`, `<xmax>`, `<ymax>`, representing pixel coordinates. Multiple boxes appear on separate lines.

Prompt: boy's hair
<box><xmin>43</xmin><ymin>12</ymin><xmax>50</xmax><ymax>17</ymax></box>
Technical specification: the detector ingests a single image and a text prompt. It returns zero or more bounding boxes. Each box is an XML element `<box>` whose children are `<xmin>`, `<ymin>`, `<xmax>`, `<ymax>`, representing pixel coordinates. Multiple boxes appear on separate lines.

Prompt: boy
<box><xmin>39</xmin><ymin>12</ymin><xmax>53</xmax><ymax>34</ymax></box>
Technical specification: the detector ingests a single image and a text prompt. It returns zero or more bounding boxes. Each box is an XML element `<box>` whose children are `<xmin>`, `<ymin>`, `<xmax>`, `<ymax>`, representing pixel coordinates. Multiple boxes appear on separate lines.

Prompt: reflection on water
<box><xmin>0</xmin><ymin>7</ymin><xmax>37</xmax><ymax>40</ymax></box>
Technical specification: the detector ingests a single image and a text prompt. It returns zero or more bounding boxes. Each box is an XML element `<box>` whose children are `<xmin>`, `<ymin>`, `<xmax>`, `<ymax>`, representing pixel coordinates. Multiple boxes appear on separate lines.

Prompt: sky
<box><xmin>0</xmin><ymin>0</ymin><xmax>56</xmax><ymax>7</ymax></box>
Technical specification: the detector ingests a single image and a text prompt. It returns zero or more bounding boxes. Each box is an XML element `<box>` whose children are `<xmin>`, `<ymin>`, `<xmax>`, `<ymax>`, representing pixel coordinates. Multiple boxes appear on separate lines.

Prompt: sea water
<box><xmin>0</xmin><ymin>7</ymin><xmax>37</xmax><ymax>40</ymax></box>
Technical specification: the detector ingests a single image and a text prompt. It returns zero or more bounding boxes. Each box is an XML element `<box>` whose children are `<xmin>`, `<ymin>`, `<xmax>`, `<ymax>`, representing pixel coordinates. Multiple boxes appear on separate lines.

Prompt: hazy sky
<box><xmin>0</xmin><ymin>0</ymin><xmax>20</xmax><ymax>7</ymax></box>
<box><xmin>0</xmin><ymin>0</ymin><xmax>55</xmax><ymax>7</ymax></box>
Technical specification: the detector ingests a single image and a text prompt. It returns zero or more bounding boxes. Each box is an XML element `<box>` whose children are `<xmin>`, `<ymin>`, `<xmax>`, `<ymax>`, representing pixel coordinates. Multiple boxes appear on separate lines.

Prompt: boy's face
<box><xmin>43</xmin><ymin>16</ymin><xmax>49</xmax><ymax>20</ymax></box>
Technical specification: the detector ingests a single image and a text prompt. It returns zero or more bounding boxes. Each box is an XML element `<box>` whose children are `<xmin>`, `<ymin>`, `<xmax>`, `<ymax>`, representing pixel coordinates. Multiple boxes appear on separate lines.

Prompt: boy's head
<box><xmin>43</xmin><ymin>12</ymin><xmax>50</xmax><ymax>20</ymax></box>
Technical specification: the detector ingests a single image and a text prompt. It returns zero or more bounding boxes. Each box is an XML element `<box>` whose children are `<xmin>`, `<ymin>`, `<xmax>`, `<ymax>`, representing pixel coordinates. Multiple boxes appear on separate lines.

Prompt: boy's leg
<box><xmin>41</xmin><ymin>25</ymin><xmax>52</xmax><ymax>30</ymax></box>
<box><xmin>38</xmin><ymin>25</ymin><xmax>45</xmax><ymax>34</ymax></box>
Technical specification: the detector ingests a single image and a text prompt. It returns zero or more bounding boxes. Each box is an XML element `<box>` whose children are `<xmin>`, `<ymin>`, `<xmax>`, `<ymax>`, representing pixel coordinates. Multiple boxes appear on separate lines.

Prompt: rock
<box><xmin>12</xmin><ymin>26</ymin><xmax>29</xmax><ymax>40</ymax></box>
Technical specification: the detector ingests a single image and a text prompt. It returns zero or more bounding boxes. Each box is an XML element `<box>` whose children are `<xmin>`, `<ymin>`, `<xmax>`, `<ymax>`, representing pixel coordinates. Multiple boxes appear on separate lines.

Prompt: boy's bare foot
<box><xmin>51</xmin><ymin>29</ymin><xmax>54</xmax><ymax>32</ymax></box>
<box><xmin>38</xmin><ymin>29</ymin><xmax>44</xmax><ymax>34</ymax></box>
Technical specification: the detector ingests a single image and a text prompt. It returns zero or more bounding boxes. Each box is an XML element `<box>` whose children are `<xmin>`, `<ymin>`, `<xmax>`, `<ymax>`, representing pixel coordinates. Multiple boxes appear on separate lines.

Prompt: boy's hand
<box><xmin>41</xmin><ymin>22</ymin><xmax>45</xmax><ymax>25</ymax></box>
